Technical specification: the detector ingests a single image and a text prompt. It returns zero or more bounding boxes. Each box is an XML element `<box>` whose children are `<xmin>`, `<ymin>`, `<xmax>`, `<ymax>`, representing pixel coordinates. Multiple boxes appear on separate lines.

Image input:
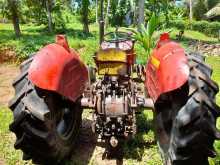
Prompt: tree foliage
<box><xmin>80</xmin><ymin>0</ymin><xmax>90</xmax><ymax>34</ymax></box>
<box><xmin>207</xmin><ymin>0</ymin><xmax>220</xmax><ymax>9</ymax></box>
<box><xmin>109</xmin><ymin>0</ymin><xmax>132</xmax><ymax>27</ymax></box>
<box><xmin>1</xmin><ymin>0</ymin><xmax>219</xmax><ymax>38</ymax></box>
<box><xmin>193</xmin><ymin>0</ymin><xmax>207</xmax><ymax>20</ymax></box>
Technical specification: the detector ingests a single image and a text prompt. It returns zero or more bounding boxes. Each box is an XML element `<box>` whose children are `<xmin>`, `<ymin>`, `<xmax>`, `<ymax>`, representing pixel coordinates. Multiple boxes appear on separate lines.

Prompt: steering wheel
<box><xmin>103</xmin><ymin>31</ymin><xmax>133</xmax><ymax>43</ymax></box>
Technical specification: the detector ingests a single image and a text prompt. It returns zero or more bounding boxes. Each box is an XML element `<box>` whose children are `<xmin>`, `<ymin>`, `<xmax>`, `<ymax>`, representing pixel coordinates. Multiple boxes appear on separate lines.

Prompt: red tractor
<box><xmin>9</xmin><ymin>30</ymin><xmax>220</xmax><ymax>165</ymax></box>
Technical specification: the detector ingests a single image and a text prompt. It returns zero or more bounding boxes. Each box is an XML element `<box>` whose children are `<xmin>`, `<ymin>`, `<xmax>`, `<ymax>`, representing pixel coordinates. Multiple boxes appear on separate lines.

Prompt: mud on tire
<box><xmin>154</xmin><ymin>53</ymin><xmax>220</xmax><ymax>165</ymax></box>
<box><xmin>8</xmin><ymin>57</ymin><xmax>83</xmax><ymax>164</ymax></box>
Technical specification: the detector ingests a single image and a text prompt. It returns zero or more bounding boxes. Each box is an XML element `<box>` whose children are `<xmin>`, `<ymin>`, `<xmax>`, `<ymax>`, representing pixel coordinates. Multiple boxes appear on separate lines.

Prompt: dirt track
<box><xmin>0</xmin><ymin>64</ymin><xmax>19</xmax><ymax>106</ymax></box>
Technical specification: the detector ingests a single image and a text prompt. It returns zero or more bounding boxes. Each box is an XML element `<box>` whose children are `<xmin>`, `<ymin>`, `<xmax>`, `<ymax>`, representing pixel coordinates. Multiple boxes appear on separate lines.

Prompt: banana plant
<box><xmin>130</xmin><ymin>13</ymin><xmax>158</xmax><ymax>58</ymax></box>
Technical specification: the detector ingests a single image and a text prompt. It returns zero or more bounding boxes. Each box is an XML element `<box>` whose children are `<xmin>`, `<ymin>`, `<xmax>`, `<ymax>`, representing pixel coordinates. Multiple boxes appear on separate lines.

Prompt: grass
<box><xmin>0</xmin><ymin>56</ymin><xmax>219</xmax><ymax>165</ymax></box>
<box><xmin>169</xmin><ymin>28</ymin><xmax>219</xmax><ymax>43</ymax></box>
<box><xmin>155</xmin><ymin>28</ymin><xmax>219</xmax><ymax>49</ymax></box>
<box><xmin>1</xmin><ymin>23</ymin><xmax>218</xmax><ymax>65</ymax></box>
<box><xmin>123</xmin><ymin>111</ymin><xmax>162</xmax><ymax>165</ymax></box>
<box><xmin>0</xmin><ymin>23</ymin><xmax>100</xmax><ymax>65</ymax></box>
<box><xmin>0</xmin><ymin>23</ymin><xmax>148</xmax><ymax>65</ymax></box>
<box><xmin>0</xmin><ymin>23</ymin><xmax>220</xmax><ymax>164</ymax></box>
<box><xmin>0</xmin><ymin>106</ymin><xmax>29</xmax><ymax>165</ymax></box>
<box><xmin>207</xmin><ymin>57</ymin><xmax>220</xmax><ymax>165</ymax></box>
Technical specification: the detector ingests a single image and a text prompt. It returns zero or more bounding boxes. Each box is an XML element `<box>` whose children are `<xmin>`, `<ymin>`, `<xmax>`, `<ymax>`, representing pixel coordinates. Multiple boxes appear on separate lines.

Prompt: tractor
<box><xmin>8</xmin><ymin>29</ymin><xmax>220</xmax><ymax>165</ymax></box>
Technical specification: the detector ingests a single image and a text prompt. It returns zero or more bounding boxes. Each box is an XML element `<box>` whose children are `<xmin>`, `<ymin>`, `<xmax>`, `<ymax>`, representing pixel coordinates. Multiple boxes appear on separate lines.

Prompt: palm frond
<box><xmin>128</xmin><ymin>13</ymin><xmax>159</xmax><ymax>58</ymax></box>
<box><xmin>205</xmin><ymin>3</ymin><xmax>220</xmax><ymax>18</ymax></box>
<box><xmin>146</xmin><ymin>13</ymin><xmax>157</xmax><ymax>38</ymax></box>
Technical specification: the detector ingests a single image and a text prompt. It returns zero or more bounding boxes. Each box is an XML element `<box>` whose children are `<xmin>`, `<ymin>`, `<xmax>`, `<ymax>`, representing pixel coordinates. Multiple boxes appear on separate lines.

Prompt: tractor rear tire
<box><xmin>8</xmin><ymin>57</ymin><xmax>83</xmax><ymax>164</ymax></box>
<box><xmin>154</xmin><ymin>53</ymin><xmax>220</xmax><ymax>165</ymax></box>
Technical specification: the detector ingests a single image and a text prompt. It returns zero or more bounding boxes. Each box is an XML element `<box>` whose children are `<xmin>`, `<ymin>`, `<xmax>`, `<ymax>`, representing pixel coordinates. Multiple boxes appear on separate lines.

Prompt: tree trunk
<box><xmin>96</xmin><ymin>0</ymin><xmax>98</xmax><ymax>24</ymax></box>
<box><xmin>82</xmin><ymin>0</ymin><xmax>90</xmax><ymax>34</ymax></box>
<box><xmin>189</xmin><ymin>0</ymin><xmax>193</xmax><ymax>23</ymax></box>
<box><xmin>105</xmin><ymin>0</ymin><xmax>110</xmax><ymax>29</ymax></box>
<box><xmin>8</xmin><ymin>0</ymin><xmax>21</xmax><ymax>37</ymax></box>
<box><xmin>133</xmin><ymin>1</ymin><xmax>137</xmax><ymax>26</ymax></box>
<box><xmin>138</xmin><ymin>0</ymin><xmax>145</xmax><ymax>30</ymax></box>
<box><xmin>83</xmin><ymin>23</ymin><xmax>89</xmax><ymax>34</ymax></box>
<box><xmin>46</xmin><ymin>0</ymin><xmax>53</xmax><ymax>33</ymax></box>
<box><xmin>99</xmin><ymin>0</ymin><xmax>104</xmax><ymax>44</ymax></box>
<box><xmin>12</xmin><ymin>14</ymin><xmax>21</xmax><ymax>37</ymax></box>
<box><xmin>129</xmin><ymin>0</ymin><xmax>135</xmax><ymax>26</ymax></box>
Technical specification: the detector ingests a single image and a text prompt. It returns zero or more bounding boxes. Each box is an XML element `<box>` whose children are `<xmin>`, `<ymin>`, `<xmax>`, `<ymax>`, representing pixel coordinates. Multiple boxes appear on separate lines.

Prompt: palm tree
<box><xmin>205</xmin><ymin>2</ymin><xmax>220</xmax><ymax>18</ymax></box>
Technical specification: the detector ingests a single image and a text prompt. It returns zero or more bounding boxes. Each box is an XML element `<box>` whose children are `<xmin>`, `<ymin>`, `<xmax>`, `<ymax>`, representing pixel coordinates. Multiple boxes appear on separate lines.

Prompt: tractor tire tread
<box><xmin>9</xmin><ymin>55</ymin><xmax>82</xmax><ymax>164</ymax></box>
<box><xmin>20</xmin><ymin>56</ymin><xmax>34</xmax><ymax>71</ymax></box>
<box><xmin>155</xmin><ymin>53</ymin><xmax>220</xmax><ymax>165</ymax></box>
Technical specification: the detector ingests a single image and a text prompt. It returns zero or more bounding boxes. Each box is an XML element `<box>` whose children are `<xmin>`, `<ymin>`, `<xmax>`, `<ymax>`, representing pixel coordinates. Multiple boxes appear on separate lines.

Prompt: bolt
<box><xmin>110</xmin><ymin>136</ymin><xmax>118</xmax><ymax>148</ymax></box>
<box><xmin>106</xmin><ymin>117</ymin><xmax>111</xmax><ymax>122</ymax></box>
<box><xmin>117</xmin><ymin>117</ymin><xmax>122</xmax><ymax>122</ymax></box>
<box><xmin>112</xmin><ymin>124</ymin><xmax>115</xmax><ymax>129</ymax></box>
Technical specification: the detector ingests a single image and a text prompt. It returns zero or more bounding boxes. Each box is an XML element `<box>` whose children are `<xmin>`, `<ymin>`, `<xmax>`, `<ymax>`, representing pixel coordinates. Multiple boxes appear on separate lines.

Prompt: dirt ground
<box><xmin>0</xmin><ymin>64</ymin><xmax>19</xmax><ymax>106</ymax></box>
<box><xmin>0</xmin><ymin>64</ymin><xmax>126</xmax><ymax>165</ymax></box>
<box><xmin>0</xmin><ymin>47</ymin><xmax>18</xmax><ymax>64</ymax></box>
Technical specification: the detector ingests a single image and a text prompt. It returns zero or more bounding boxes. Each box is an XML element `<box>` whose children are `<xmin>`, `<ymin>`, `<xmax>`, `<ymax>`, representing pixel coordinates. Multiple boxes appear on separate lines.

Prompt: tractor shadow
<box><xmin>123</xmin><ymin>111</ymin><xmax>156</xmax><ymax>162</ymax></box>
<box><xmin>67</xmin><ymin>117</ymin><xmax>97</xmax><ymax>165</ymax></box>
<box><xmin>99</xmin><ymin>111</ymin><xmax>156</xmax><ymax>163</ymax></box>
<box><xmin>65</xmin><ymin>110</ymin><xmax>155</xmax><ymax>165</ymax></box>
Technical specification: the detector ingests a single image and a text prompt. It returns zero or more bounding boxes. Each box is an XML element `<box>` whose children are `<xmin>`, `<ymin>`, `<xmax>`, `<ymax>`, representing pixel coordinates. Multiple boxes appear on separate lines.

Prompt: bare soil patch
<box><xmin>0</xmin><ymin>47</ymin><xmax>18</xmax><ymax>64</ymax></box>
<box><xmin>0</xmin><ymin>64</ymin><xmax>19</xmax><ymax>106</ymax></box>
<box><xmin>0</xmin><ymin>159</ymin><xmax>5</xmax><ymax>165</ymax></box>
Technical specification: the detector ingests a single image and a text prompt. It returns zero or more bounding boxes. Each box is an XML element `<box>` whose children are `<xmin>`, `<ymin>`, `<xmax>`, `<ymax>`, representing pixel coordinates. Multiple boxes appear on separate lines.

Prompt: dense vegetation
<box><xmin>169</xmin><ymin>20</ymin><xmax>220</xmax><ymax>37</ymax></box>
<box><xmin>0</xmin><ymin>0</ymin><xmax>219</xmax><ymax>61</ymax></box>
<box><xmin>0</xmin><ymin>0</ymin><xmax>220</xmax><ymax>38</ymax></box>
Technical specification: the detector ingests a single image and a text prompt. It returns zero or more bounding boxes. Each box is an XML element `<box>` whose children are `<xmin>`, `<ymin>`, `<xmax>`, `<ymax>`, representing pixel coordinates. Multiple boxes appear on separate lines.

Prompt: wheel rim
<box><xmin>56</xmin><ymin>105</ymin><xmax>77</xmax><ymax>140</ymax></box>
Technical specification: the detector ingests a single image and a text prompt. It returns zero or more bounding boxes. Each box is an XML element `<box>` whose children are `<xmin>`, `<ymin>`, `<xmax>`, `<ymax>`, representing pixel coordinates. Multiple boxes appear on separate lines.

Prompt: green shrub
<box><xmin>88</xmin><ymin>7</ymin><xmax>96</xmax><ymax>24</ymax></box>
<box><xmin>192</xmin><ymin>21</ymin><xmax>220</xmax><ymax>37</ymax></box>
<box><xmin>207</xmin><ymin>22</ymin><xmax>220</xmax><ymax>37</ymax></box>
<box><xmin>169</xmin><ymin>20</ymin><xmax>187</xmax><ymax>30</ymax></box>
<box><xmin>169</xmin><ymin>20</ymin><xmax>220</xmax><ymax>37</ymax></box>
<box><xmin>191</xmin><ymin>21</ymin><xmax>210</xmax><ymax>33</ymax></box>
<box><xmin>52</xmin><ymin>2</ymin><xmax>67</xmax><ymax>33</ymax></box>
<box><xmin>193</xmin><ymin>0</ymin><xmax>207</xmax><ymax>20</ymax></box>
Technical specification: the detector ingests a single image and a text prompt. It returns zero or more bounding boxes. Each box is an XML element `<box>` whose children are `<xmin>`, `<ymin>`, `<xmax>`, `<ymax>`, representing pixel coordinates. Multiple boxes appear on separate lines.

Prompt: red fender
<box><xmin>145</xmin><ymin>33</ymin><xmax>190</xmax><ymax>102</ymax></box>
<box><xmin>28</xmin><ymin>35</ymin><xmax>88</xmax><ymax>102</ymax></box>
